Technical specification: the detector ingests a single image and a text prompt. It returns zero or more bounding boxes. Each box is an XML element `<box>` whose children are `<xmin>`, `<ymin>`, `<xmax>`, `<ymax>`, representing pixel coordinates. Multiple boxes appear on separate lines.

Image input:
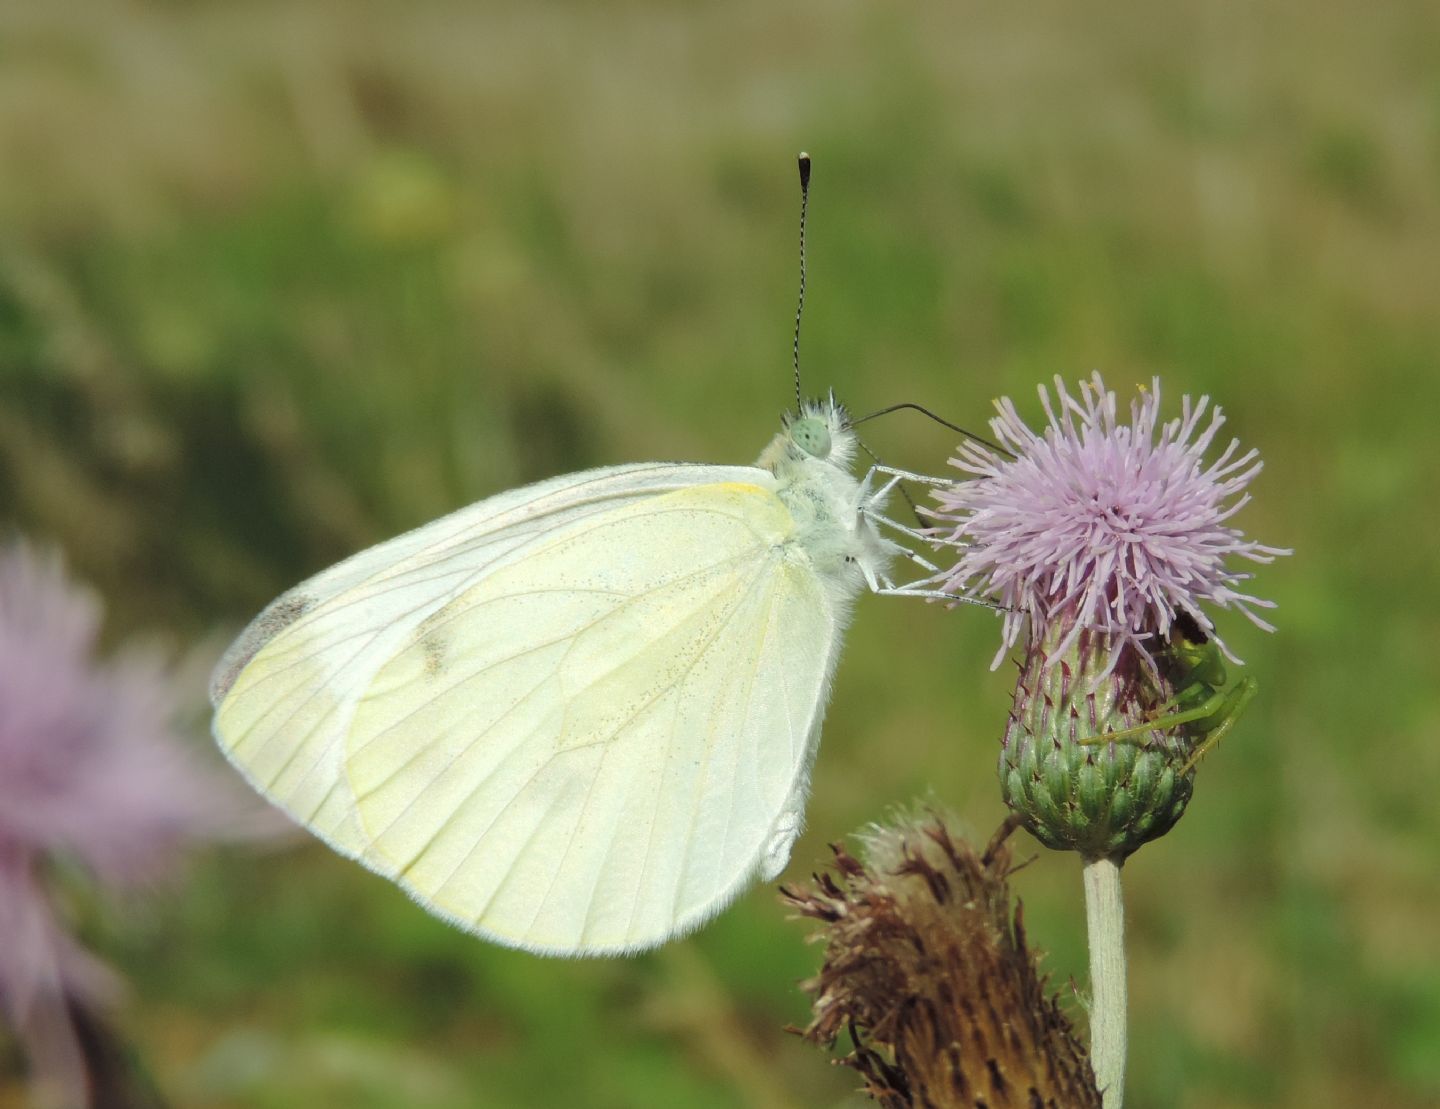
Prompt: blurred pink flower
<box><xmin>929</xmin><ymin>374</ymin><xmax>1289</xmax><ymax>674</ymax></box>
<box><xmin>0</xmin><ymin>540</ymin><xmax>253</xmax><ymax>1105</ymax></box>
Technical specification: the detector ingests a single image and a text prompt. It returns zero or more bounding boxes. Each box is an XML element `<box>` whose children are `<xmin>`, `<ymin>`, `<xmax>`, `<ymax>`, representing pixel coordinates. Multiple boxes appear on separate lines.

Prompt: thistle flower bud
<box><xmin>782</xmin><ymin>814</ymin><xmax>1100</xmax><ymax>1107</ymax></box>
<box><xmin>1000</xmin><ymin>624</ymin><xmax>1194</xmax><ymax>860</ymax></box>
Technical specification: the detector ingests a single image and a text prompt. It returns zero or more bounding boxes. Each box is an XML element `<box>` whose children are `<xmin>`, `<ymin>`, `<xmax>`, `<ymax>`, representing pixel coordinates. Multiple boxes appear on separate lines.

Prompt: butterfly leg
<box><xmin>861</xmin><ymin>506</ymin><xmax>966</xmax><ymax>555</ymax></box>
<box><xmin>860</xmin><ymin>463</ymin><xmax>953</xmax><ymax>488</ymax></box>
<box><xmin>855</xmin><ymin>465</ymin><xmax>953</xmax><ymax>519</ymax></box>
<box><xmin>872</xmin><ymin>583</ymin><xmax>998</xmax><ymax>607</ymax></box>
<box><xmin>857</xmin><ymin>466</ymin><xmax>965</xmax><ymax>548</ymax></box>
<box><xmin>854</xmin><ymin>465</ymin><xmax>993</xmax><ymax>604</ymax></box>
<box><xmin>857</xmin><ymin>518</ymin><xmax>945</xmax><ymax>594</ymax></box>
<box><xmin>856</xmin><ymin>465</ymin><xmax>925</xmax><ymax>504</ymax></box>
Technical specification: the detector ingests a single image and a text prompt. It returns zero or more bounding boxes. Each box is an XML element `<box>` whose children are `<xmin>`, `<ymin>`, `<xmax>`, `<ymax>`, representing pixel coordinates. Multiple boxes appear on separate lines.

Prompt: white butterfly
<box><xmin>210</xmin><ymin>395</ymin><xmax>958</xmax><ymax>955</ymax></box>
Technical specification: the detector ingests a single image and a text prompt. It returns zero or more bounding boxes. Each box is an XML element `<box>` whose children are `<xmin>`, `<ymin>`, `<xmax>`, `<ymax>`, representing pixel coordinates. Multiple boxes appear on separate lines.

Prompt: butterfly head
<box><xmin>788</xmin><ymin>415</ymin><xmax>832</xmax><ymax>459</ymax></box>
<box><xmin>760</xmin><ymin>392</ymin><xmax>857</xmax><ymax>476</ymax></box>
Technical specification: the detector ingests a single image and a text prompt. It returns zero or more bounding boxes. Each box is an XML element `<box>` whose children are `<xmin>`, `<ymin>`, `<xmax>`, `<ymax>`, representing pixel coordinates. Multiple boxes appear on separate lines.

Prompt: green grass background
<box><xmin>2</xmin><ymin>1</ymin><xmax>1438</xmax><ymax>1105</ymax></box>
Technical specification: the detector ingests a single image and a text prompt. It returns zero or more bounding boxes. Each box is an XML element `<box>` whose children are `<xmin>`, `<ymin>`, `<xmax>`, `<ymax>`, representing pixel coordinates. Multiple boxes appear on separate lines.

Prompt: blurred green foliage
<box><xmin>2</xmin><ymin>0</ymin><xmax>1439</xmax><ymax>1106</ymax></box>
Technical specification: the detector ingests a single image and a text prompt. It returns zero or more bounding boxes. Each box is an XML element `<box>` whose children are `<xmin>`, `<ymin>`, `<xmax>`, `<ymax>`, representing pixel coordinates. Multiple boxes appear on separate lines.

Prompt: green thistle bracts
<box><xmin>1000</xmin><ymin>626</ymin><xmax>1195</xmax><ymax>861</ymax></box>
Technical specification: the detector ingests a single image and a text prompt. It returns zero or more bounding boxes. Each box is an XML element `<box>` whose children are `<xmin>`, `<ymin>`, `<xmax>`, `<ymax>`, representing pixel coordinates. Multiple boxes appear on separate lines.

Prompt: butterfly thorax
<box><xmin>757</xmin><ymin>398</ymin><xmax>891</xmax><ymax>592</ymax></box>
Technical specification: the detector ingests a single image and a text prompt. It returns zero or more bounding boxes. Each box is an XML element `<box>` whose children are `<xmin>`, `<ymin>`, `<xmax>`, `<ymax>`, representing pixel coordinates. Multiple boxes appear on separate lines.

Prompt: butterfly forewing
<box><xmin>213</xmin><ymin>464</ymin><xmax>758</xmax><ymax>858</ymax></box>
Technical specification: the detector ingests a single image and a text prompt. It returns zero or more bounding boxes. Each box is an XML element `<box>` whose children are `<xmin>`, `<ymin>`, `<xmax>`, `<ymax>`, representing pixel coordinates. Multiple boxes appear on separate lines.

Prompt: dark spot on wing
<box><xmin>422</xmin><ymin>634</ymin><xmax>447</xmax><ymax>678</ymax></box>
<box><xmin>210</xmin><ymin>591</ymin><xmax>316</xmax><ymax>705</ymax></box>
<box><xmin>409</xmin><ymin>602</ymin><xmax>457</xmax><ymax>681</ymax></box>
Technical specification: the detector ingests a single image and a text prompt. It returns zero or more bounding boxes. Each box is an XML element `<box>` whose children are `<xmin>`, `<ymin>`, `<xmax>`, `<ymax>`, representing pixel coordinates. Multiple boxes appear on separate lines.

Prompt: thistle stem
<box><xmin>1083</xmin><ymin>856</ymin><xmax>1127</xmax><ymax>1108</ymax></box>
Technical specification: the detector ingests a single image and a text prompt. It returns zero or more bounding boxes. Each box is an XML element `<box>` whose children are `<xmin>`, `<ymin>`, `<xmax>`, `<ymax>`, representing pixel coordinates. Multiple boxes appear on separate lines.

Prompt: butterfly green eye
<box><xmin>790</xmin><ymin>417</ymin><xmax>832</xmax><ymax>458</ymax></box>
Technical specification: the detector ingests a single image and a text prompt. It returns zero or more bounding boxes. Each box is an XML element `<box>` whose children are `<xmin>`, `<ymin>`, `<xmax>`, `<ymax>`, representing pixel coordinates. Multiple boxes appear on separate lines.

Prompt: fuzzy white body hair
<box><xmin>759</xmin><ymin>395</ymin><xmax>893</xmax><ymax>610</ymax></box>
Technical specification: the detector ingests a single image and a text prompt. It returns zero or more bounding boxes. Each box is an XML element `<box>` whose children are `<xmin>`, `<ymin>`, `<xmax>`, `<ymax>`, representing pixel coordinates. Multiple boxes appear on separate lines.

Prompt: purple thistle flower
<box><xmin>930</xmin><ymin>373</ymin><xmax>1289</xmax><ymax>674</ymax></box>
<box><xmin>0</xmin><ymin>540</ymin><xmax>254</xmax><ymax>1104</ymax></box>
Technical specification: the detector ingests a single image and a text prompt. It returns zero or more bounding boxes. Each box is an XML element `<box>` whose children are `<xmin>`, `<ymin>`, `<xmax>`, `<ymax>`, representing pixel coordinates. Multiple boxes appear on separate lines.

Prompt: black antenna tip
<box><xmin>797</xmin><ymin>152</ymin><xmax>811</xmax><ymax>189</ymax></box>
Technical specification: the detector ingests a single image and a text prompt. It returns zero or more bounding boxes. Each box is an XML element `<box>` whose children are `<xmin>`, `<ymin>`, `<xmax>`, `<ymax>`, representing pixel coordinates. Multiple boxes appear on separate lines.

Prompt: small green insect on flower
<box><xmin>1079</xmin><ymin>612</ymin><xmax>1257</xmax><ymax>778</ymax></box>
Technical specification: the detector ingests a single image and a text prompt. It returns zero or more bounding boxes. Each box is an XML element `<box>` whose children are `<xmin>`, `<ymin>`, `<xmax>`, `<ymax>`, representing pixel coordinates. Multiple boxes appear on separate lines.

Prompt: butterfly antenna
<box><xmin>851</xmin><ymin>401</ymin><xmax>1016</xmax><ymax>460</ymax></box>
<box><xmin>792</xmin><ymin>151</ymin><xmax>811</xmax><ymax>416</ymax></box>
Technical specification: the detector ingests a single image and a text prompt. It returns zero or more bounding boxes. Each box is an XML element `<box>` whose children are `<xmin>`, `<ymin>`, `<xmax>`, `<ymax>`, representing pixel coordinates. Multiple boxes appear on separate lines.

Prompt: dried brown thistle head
<box><xmin>781</xmin><ymin>813</ymin><xmax>1099</xmax><ymax>1108</ymax></box>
